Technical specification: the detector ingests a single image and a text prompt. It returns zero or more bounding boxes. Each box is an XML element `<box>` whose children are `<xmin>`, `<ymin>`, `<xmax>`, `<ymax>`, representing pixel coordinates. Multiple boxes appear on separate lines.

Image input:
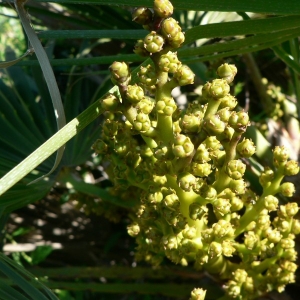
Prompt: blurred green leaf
<box><xmin>30</xmin><ymin>246</ymin><xmax>53</xmax><ymax>265</ymax></box>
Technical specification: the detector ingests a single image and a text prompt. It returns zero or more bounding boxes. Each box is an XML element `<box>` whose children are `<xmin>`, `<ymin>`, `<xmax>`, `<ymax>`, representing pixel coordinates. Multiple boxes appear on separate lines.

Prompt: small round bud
<box><xmin>189</xmin><ymin>203</ymin><xmax>208</xmax><ymax>220</ymax></box>
<box><xmin>259</xmin><ymin>168</ymin><xmax>274</xmax><ymax>187</ymax></box>
<box><xmin>284</xmin><ymin>160</ymin><xmax>299</xmax><ymax>176</ymax></box>
<box><xmin>203</xmin><ymin>114</ymin><xmax>226</xmax><ymax>135</ymax></box>
<box><xmin>132</xmin><ymin>7</ymin><xmax>153</xmax><ymax>25</ymax></box>
<box><xmin>217</xmin><ymin>107</ymin><xmax>231</xmax><ymax>122</ymax></box>
<box><xmin>138</xmin><ymin>64</ymin><xmax>157</xmax><ymax>86</ymax></box>
<box><xmin>126</xmin><ymin>84</ymin><xmax>144</xmax><ymax>104</ymax></box>
<box><xmin>133</xmin><ymin>39</ymin><xmax>149</xmax><ymax>57</ymax></box>
<box><xmin>161</xmin><ymin>17</ymin><xmax>180</xmax><ymax>38</ymax></box>
<box><xmin>101</xmin><ymin>93</ymin><xmax>120</xmax><ymax>111</ymax></box>
<box><xmin>273</xmin><ymin>146</ymin><xmax>289</xmax><ymax>166</ymax></box>
<box><xmin>158</xmin><ymin>51</ymin><xmax>182</xmax><ymax>73</ymax></box>
<box><xmin>178</xmin><ymin>172</ymin><xmax>197</xmax><ymax>192</ymax></box>
<box><xmin>291</xmin><ymin>219</ymin><xmax>300</xmax><ymax>234</ymax></box>
<box><xmin>285</xmin><ymin>202</ymin><xmax>299</xmax><ymax>217</ymax></box>
<box><xmin>236</xmin><ymin>138</ymin><xmax>256</xmax><ymax>158</ymax></box>
<box><xmin>167</xmin><ymin>31</ymin><xmax>185</xmax><ymax>48</ymax></box>
<box><xmin>203</xmin><ymin>136</ymin><xmax>221</xmax><ymax>151</ymax></box>
<box><xmin>161</xmin><ymin>234</ymin><xmax>177</xmax><ymax>250</ymax></box>
<box><xmin>174</xmin><ymin>65</ymin><xmax>195</xmax><ymax>86</ymax></box>
<box><xmin>156</xmin><ymin>97</ymin><xmax>177</xmax><ymax>115</ymax></box>
<box><xmin>233</xmin><ymin>269</ymin><xmax>247</xmax><ymax>283</ymax></box>
<box><xmin>213</xmin><ymin>198</ymin><xmax>231</xmax><ymax>216</ymax></box>
<box><xmin>226</xmin><ymin>160</ymin><xmax>246</xmax><ymax>180</ymax></box>
<box><xmin>266</xmin><ymin>228</ymin><xmax>281</xmax><ymax>243</ymax></box>
<box><xmin>209</xmin><ymin>241</ymin><xmax>223</xmax><ymax>258</ymax></box>
<box><xmin>264</xmin><ymin>195</ymin><xmax>278</xmax><ymax>211</ymax></box>
<box><xmin>229</xmin><ymin>179</ymin><xmax>246</xmax><ymax>195</ymax></box>
<box><xmin>110</xmin><ymin>61</ymin><xmax>131</xmax><ymax>86</ymax></box>
<box><xmin>280</xmin><ymin>237</ymin><xmax>295</xmax><ymax>249</ymax></box>
<box><xmin>217</xmin><ymin>63</ymin><xmax>237</xmax><ymax>84</ymax></box>
<box><xmin>200</xmin><ymin>185</ymin><xmax>217</xmax><ymax>200</ymax></box>
<box><xmin>154</xmin><ymin>0</ymin><xmax>173</xmax><ymax>18</ymax></box>
<box><xmin>212</xmin><ymin>220</ymin><xmax>234</xmax><ymax>238</ymax></box>
<box><xmin>189</xmin><ymin>288</ymin><xmax>206</xmax><ymax>300</ymax></box>
<box><xmin>172</xmin><ymin>134</ymin><xmax>194</xmax><ymax>158</ymax></box>
<box><xmin>244</xmin><ymin>231</ymin><xmax>258</xmax><ymax>250</ymax></box>
<box><xmin>137</xmin><ymin>96</ymin><xmax>155</xmax><ymax>114</ymax></box>
<box><xmin>180</xmin><ymin>113</ymin><xmax>201</xmax><ymax>133</ymax></box>
<box><xmin>219</xmin><ymin>94</ymin><xmax>238</xmax><ymax>110</ymax></box>
<box><xmin>182</xmin><ymin>225</ymin><xmax>197</xmax><ymax>239</ymax></box>
<box><xmin>191</xmin><ymin>162</ymin><xmax>212</xmax><ymax>177</ymax></box>
<box><xmin>92</xmin><ymin>139</ymin><xmax>108</xmax><ymax>155</ymax></box>
<box><xmin>193</xmin><ymin>144</ymin><xmax>210</xmax><ymax>163</ymax></box>
<box><xmin>133</xmin><ymin>112</ymin><xmax>151</xmax><ymax>132</ymax></box>
<box><xmin>228</xmin><ymin>111</ymin><xmax>249</xmax><ymax>132</ymax></box>
<box><xmin>127</xmin><ymin>222</ymin><xmax>140</xmax><ymax>237</ymax></box>
<box><xmin>144</xmin><ymin>31</ymin><xmax>164</xmax><ymax>53</ymax></box>
<box><xmin>209</xmin><ymin>79</ymin><xmax>230</xmax><ymax>99</ymax></box>
<box><xmin>163</xmin><ymin>193</ymin><xmax>180</xmax><ymax>211</ymax></box>
<box><xmin>280</xmin><ymin>182</ymin><xmax>295</xmax><ymax>197</ymax></box>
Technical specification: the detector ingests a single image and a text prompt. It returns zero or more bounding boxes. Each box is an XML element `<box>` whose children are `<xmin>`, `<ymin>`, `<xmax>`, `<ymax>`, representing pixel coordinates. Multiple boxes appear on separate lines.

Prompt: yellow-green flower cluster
<box><xmin>93</xmin><ymin>1</ymin><xmax>300</xmax><ymax>299</ymax></box>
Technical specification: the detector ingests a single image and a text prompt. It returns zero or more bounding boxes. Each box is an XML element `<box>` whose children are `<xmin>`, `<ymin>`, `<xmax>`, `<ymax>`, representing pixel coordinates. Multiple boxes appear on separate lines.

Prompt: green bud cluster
<box><xmin>93</xmin><ymin>1</ymin><xmax>300</xmax><ymax>299</ymax></box>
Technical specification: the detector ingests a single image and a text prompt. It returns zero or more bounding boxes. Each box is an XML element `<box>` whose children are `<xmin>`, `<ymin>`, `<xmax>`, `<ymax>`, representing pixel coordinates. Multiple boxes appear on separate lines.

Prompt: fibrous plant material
<box><xmin>93</xmin><ymin>1</ymin><xmax>300</xmax><ymax>299</ymax></box>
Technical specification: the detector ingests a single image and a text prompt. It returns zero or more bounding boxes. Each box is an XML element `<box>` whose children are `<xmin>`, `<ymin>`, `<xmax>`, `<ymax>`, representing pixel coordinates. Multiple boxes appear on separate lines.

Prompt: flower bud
<box><xmin>229</xmin><ymin>179</ymin><xmax>246</xmax><ymax>195</ymax></box>
<box><xmin>189</xmin><ymin>202</ymin><xmax>208</xmax><ymax>220</ymax></box>
<box><xmin>161</xmin><ymin>17</ymin><xmax>180</xmax><ymax>37</ymax></box>
<box><xmin>178</xmin><ymin>172</ymin><xmax>197</xmax><ymax>192</ymax></box>
<box><xmin>217</xmin><ymin>63</ymin><xmax>237</xmax><ymax>84</ymax></box>
<box><xmin>244</xmin><ymin>231</ymin><xmax>258</xmax><ymax>250</ymax></box>
<box><xmin>212</xmin><ymin>220</ymin><xmax>234</xmax><ymax>238</ymax></box>
<box><xmin>209</xmin><ymin>79</ymin><xmax>230</xmax><ymax>100</ymax></box>
<box><xmin>200</xmin><ymin>185</ymin><xmax>217</xmax><ymax>200</ymax></box>
<box><xmin>144</xmin><ymin>31</ymin><xmax>164</xmax><ymax>53</ymax></box>
<box><xmin>230</xmin><ymin>196</ymin><xmax>244</xmax><ymax>212</ymax></box>
<box><xmin>189</xmin><ymin>288</ymin><xmax>207</xmax><ymax>300</ymax></box>
<box><xmin>134</xmin><ymin>39</ymin><xmax>150</xmax><ymax>57</ymax></box>
<box><xmin>203</xmin><ymin>136</ymin><xmax>221</xmax><ymax>151</ymax></box>
<box><xmin>163</xmin><ymin>193</ymin><xmax>180</xmax><ymax>211</ymax></box>
<box><xmin>126</xmin><ymin>84</ymin><xmax>144</xmax><ymax>104</ymax></box>
<box><xmin>280</xmin><ymin>182</ymin><xmax>295</xmax><ymax>197</ymax></box>
<box><xmin>217</xmin><ymin>107</ymin><xmax>231</xmax><ymax>122</ymax></box>
<box><xmin>139</xmin><ymin>64</ymin><xmax>157</xmax><ymax>87</ymax></box>
<box><xmin>110</xmin><ymin>61</ymin><xmax>131</xmax><ymax>86</ymax></box>
<box><xmin>236</xmin><ymin>138</ymin><xmax>256</xmax><ymax>158</ymax></box>
<box><xmin>283</xmin><ymin>160</ymin><xmax>299</xmax><ymax>176</ymax></box>
<box><xmin>203</xmin><ymin>114</ymin><xmax>226</xmax><ymax>135</ymax></box>
<box><xmin>172</xmin><ymin>134</ymin><xmax>194</xmax><ymax>158</ymax></box>
<box><xmin>193</xmin><ymin>144</ymin><xmax>210</xmax><ymax>163</ymax></box>
<box><xmin>103</xmin><ymin>119</ymin><xmax>119</xmax><ymax>137</ymax></box>
<box><xmin>228</xmin><ymin>111</ymin><xmax>249</xmax><ymax>132</ymax></box>
<box><xmin>213</xmin><ymin>198</ymin><xmax>231</xmax><ymax>216</ymax></box>
<box><xmin>101</xmin><ymin>93</ymin><xmax>120</xmax><ymax>111</ymax></box>
<box><xmin>233</xmin><ymin>269</ymin><xmax>247</xmax><ymax>283</ymax></box>
<box><xmin>137</xmin><ymin>96</ymin><xmax>155</xmax><ymax>114</ymax></box>
<box><xmin>158</xmin><ymin>51</ymin><xmax>181</xmax><ymax>73</ymax></box>
<box><xmin>180</xmin><ymin>113</ymin><xmax>201</xmax><ymax>133</ymax></box>
<box><xmin>127</xmin><ymin>222</ymin><xmax>140</xmax><ymax>237</ymax></box>
<box><xmin>280</xmin><ymin>237</ymin><xmax>295</xmax><ymax>249</ymax></box>
<box><xmin>273</xmin><ymin>146</ymin><xmax>289</xmax><ymax>167</ymax></box>
<box><xmin>219</xmin><ymin>94</ymin><xmax>238</xmax><ymax>110</ymax></box>
<box><xmin>291</xmin><ymin>219</ymin><xmax>300</xmax><ymax>234</ymax></box>
<box><xmin>92</xmin><ymin>139</ymin><xmax>108</xmax><ymax>155</ymax></box>
<box><xmin>182</xmin><ymin>225</ymin><xmax>197</xmax><ymax>239</ymax></box>
<box><xmin>285</xmin><ymin>202</ymin><xmax>299</xmax><ymax>217</ymax></box>
<box><xmin>154</xmin><ymin>0</ymin><xmax>173</xmax><ymax>18</ymax></box>
<box><xmin>167</xmin><ymin>31</ymin><xmax>185</xmax><ymax>48</ymax></box>
<box><xmin>259</xmin><ymin>168</ymin><xmax>274</xmax><ymax>187</ymax></box>
<box><xmin>264</xmin><ymin>195</ymin><xmax>278</xmax><ymax>211</ymax></box>
<box><xmin>266</xmin><ymin>228</ymin><xmax>281</xmax><ymax>243</ymax></box>
<box><xmin>161</xmin><ymin>234</ymin><xmax>178</xmax><ymax>250</ymax></box>
<box><xmin>191</xmin><ymin>162</ymin><xmax>212</xmax><ymax>177</ymax></box>
<box><xmin>222</xmin><ymin>240</ymin><xmax>235</xmax><ymax>257</ymax></box>
<box><xmin>132</xmin><ymin>7</ymin><xmax>153</xmax><ymax>25</ymax></box>
<box><xmin>133</xmin><ymin>112</ymin><xmax>151</xmax><ymax>132</ymax></box>
<box><xmin>156</xmin><ymin>97</ymin><xmax>177</xmax><ymax>115</ymax></box>
<box><xmin>226</xmin><ymin>160</ymin><xmax>246</xmax><ymax>180</ymax></box>
<box><xmin>209</xmin><ymin>241</ymin><xmax>223</xmax><ymax>258</ymax></box>
<box><xmin>174</xmin><ymin>65</ymin><xmax>195</xmax><ymax>86</ymax></box>
<box><xmin>201</xmin><ymin>228</ymin><xmax>213</xmax><ymax>243</ymax></box>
